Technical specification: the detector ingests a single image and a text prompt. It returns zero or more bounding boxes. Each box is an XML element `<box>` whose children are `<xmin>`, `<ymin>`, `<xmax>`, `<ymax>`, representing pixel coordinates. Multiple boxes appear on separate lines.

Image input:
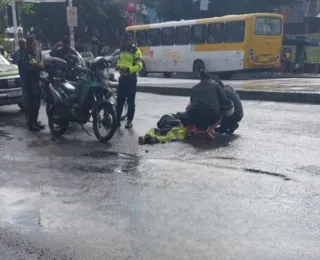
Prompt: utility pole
<box><xmin>67</xmin><ymin>0</ymin><xmax>75</xmax><ymax>48</ymax></box>
<box><xmin>11</xmin><ymin>0</ymin><xmax>18</xmax><ymax>50</ymax></box>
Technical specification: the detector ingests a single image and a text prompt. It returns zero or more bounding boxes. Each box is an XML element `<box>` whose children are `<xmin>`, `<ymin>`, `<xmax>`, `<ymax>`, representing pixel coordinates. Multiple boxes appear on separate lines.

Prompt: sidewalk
<box><xmin>136</xmin><ymin>79</ymin><xmax>320</xmax><ymax>104</ymax></box>
<box><xmin>145</xmin><ymin>72</ymin><xmax>320</xmax><ymax>80</ymax></box>
<box><xmin>112</xmin><ymin>71</ymin><xmax>320</xmax><ymax>104</ymax></box>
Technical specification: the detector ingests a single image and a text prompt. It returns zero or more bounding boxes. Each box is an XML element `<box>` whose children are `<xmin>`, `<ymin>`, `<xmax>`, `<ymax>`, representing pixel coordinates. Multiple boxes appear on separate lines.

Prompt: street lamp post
<box><xmin>11</xmin><ymin>0</ymin><xmax>19</xmax><ymax>50</ymax></box>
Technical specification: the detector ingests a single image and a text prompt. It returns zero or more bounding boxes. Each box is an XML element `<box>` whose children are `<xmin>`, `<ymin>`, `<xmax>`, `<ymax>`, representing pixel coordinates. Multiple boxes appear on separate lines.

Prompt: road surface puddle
<box><xmin>0</xmin><ymin>187</ymin><xmax>41</xmax><ymax>231</ymax></box>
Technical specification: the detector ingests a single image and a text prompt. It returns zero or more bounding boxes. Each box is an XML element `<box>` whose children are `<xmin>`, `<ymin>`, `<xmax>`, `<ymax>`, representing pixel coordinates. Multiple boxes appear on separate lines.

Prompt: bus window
<box><xmin>175</xmin><ymin>26</ymin><xmax>190</xmax><ymax>45</ymax></box>
<box><xmin>161</xmin><ymin>27</ymin><xmax>174</xmax><ymax>46</ymax></box>
<box><xmin>207</xmin><ymin>23</ymin><xmax>224</xmax><ymax>44</ymax></box>
<box><xmin>136</xmin><ymin>30</ymin><xmax>147</xmax><ymax>46</ymax></box>
<box><xmin>191</xmin><ymin>24</ymin><xmax>206</xmax><ymax>44</ymax></box>
<box><xmin>255</xmin><ymin>17</ymin><xmax>282</xmax><ymax>35</ymax></box>
<box><xmin>225</xmin><ymin>21</ymin><xmax>245</xmax><ymax>43</ymax></box>
<box><xmin>148</xmin><ymin>28</ymin><xmax>160</xmax><ymax>46</ymax></box>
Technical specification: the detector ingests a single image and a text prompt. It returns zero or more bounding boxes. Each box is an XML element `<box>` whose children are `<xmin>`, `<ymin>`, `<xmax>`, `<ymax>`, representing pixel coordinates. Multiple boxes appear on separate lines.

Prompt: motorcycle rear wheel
<box><xmin>48</xmin><ymin>102</ymin><xmax>69</xmax><ymax>137</ymax></box>
<box><xmin>93</xmin><ymin>100</ymin><xmax>118</xmax><ymax>143</ymax></box>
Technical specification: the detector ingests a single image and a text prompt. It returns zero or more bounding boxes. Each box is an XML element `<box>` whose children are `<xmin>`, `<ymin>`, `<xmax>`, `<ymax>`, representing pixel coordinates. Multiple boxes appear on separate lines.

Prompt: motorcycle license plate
<box><xmin>7</xmin><ymin>91</ymin><xmax>22</xmax><ymax>97</ymax></box>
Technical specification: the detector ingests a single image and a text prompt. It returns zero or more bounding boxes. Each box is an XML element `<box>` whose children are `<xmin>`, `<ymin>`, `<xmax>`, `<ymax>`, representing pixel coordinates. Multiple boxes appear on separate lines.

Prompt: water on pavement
<box><xmin>0</xmin><ymin>94</ymin><xmax>320</xmax><ymax>259</ymax></box>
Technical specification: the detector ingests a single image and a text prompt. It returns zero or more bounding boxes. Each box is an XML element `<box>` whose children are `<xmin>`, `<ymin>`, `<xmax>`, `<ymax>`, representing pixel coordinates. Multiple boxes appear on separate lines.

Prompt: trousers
<box><xmin>179</xmin><ymin>105</ymin><xmax>221</xmax><ymax>130</ymax></box>
<box><xmin>26</xmin><ymin>81</ymin><xmax>41</xmax><ymax>127</ymax></box>
<box><xmin>116</xmin><ymin>75</ymin><xmax>137</xmax><ymax>122</ymax></box>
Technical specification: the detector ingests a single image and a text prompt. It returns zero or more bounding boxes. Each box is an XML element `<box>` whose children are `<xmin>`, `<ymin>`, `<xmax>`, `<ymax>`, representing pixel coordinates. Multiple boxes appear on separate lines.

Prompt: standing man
<box><xmin>49</xmin><ymin>36</ymin><xmax>78</xmax><ymax>60</ymax></box>
<box><xmin>116</xmin><ymin>33</ymin><xmax>143</xmax><ymax>129</ymax></box>
<box><xmin>15</xmin><ymin>39</ymin><xmax>28</xmax><ymax>121</ymax></box>
<box><xmin>20</xmin><ymin>36</ymin><xmax>44</xmax><ymax>131</ymax></box>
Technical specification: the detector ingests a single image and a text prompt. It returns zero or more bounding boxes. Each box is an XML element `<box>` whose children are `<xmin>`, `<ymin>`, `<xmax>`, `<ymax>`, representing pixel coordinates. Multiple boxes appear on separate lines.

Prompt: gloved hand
<box><xmin>120</xmin><ymin>67</ymin><xmax>130</xmax><ymax>74</ymax></box>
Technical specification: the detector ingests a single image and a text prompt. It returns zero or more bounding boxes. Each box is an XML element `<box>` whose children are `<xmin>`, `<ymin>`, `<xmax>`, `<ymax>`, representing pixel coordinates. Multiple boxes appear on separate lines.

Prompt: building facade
<box><xmin>280</xmin><ymin>0</ymin><xmax>320</xmax><ymax>34</ymax></box>
<box><xmin>113</xmin><ymin>0</ymin><xmax>159</xmax><ymax>26</ymax></box>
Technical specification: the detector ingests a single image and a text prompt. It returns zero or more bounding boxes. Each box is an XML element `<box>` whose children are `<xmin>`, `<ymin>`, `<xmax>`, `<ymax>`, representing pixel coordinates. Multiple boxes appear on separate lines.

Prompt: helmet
<box><xmin>121</xmin><ymin>32</ymin><xmax>133</xmax><ymax>44</ymax></box>
<box><xmin>199</xmin><ymin>69</ymin><xmax>211</xmax><ymax>80</ymax></box>
<box><xmin>90</xmin><ymin>56</ymin><xmax>110</xmax><ymax>71</ymax></box>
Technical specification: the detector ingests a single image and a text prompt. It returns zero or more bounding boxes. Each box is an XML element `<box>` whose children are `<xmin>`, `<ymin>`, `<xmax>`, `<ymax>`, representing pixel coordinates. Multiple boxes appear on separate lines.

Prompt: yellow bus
<box><xmin>126</xmin><ymin>13</ymin><xmax>283</xmax><ymax>79</ymax></box>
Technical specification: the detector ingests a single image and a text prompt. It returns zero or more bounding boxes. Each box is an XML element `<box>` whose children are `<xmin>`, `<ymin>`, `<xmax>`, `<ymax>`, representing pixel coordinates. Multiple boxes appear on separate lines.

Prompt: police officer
<box><xmin>116</xmin><ymin>33</ymin><xmax>143</xmax><ymax>129</ymax></box>
<box><xmin>20</xmin><ymin>36</ymin><xmax>44</xmax><ymax>131</ymax></box>
<box><xmin>15</xmin><ymin>39</ymin><xmax>28</xmax><ymax>121</ymax></box>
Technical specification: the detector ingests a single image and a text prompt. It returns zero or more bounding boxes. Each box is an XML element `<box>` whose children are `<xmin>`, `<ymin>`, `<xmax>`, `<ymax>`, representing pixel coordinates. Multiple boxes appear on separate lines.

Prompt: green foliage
<box><xmin>20</xmin><ymin>0</ymin><xmax>126</xmax><ymax>45</ymax></box>
<box><xmin>143</xmin><ymin>0</ymin><xmax>296</xmax><ymax>21</ymax></box>
<box><xmin>0</xmin><ymin>37</ymin><xmax>14</xmax><ymax>52</ymax></box>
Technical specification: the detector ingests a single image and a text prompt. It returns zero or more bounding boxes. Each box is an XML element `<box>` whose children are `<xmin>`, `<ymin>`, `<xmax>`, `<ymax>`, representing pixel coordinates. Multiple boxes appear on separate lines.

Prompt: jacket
<box><xmin>190</xmin><ymin>79</ymin><xmax>229</xmax><ymax>112</ymax></box>
<box><xmin>19</xmin><ymin>49</ymin><xmax>42</xmax><ymax>83</ymax></box>
<box><xmin>117</xmin><ymin>44</ymin><xmax>142</xmax><ymax>76</ymax></box>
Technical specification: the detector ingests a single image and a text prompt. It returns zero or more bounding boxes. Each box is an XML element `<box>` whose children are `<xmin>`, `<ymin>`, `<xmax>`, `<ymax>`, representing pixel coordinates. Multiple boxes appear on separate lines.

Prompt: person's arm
<box><xmin>214</xmin><ymin>82</ymin><xmax>229</xmax><ymax>103</ymax></box>
<box><xmin>49</xmin><ymin>44</ymin><xmax>60</xmax><ymax>57</ymax></box>
<box><xmin>20</xmin><ymin>51</ymin><xmax>42</xmax><ymax>74</ymax></box>
<box><xmin>129</xmin><ymin>47</ymin><xmax>143</xmax><ymax>73</ymax></box>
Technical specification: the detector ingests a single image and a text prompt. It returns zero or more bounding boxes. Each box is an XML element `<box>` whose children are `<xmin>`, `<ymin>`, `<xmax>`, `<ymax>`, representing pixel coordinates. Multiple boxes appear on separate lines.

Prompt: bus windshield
<box><xmin>255</xmin><ymin>17</ymin><xmax>282</xmax><ymax>36</ymax></box>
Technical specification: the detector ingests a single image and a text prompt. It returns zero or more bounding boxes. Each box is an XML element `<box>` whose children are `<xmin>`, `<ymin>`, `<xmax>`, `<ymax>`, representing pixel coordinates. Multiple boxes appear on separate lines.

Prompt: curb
<box><xmin>137</xmin><ymin>85</ymin><xmax>320</xmax><ymax>104</ymax></box>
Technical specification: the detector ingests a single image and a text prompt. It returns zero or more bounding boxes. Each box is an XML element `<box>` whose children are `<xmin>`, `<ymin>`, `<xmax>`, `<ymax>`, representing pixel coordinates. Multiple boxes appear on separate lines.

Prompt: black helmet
<box><xmin>199</xmin><ymin>69</ymin><xmax>211</xmax><ymax>80</ymax></box>
<box><xmin>121</xmin><ymin>32</ymin><xmax>133</xmax><ymax>44</ymax></box>
<box><xmin>91</xmin><ymin>56</ymin><xmax>110</xmax><ymax>71</ymax></box>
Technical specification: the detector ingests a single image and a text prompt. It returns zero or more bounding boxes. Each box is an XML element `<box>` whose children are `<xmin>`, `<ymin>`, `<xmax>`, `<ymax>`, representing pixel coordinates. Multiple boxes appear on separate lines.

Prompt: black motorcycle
<box><xmin>42</xmin><ymin>56</ymin><xmax>118</xmax><ymax>143</ymax></box>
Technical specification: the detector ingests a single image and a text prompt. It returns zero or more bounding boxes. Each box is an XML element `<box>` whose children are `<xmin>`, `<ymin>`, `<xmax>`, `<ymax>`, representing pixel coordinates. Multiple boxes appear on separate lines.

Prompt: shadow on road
<box><xmin>186</xmin><ymin>134</ymin><xmax>240</xmax><ymax>151</ymax></box>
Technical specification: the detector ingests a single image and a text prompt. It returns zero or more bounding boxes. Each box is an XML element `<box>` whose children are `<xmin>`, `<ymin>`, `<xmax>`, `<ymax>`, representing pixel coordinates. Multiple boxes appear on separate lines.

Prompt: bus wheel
<box><xmin>218</xmin><ymin>72</ymin><xmax>233</xmax><ymax>80</ymax></box>
<box><xmin>139</xmin><ymin>61</ymin><xmax>148</xmax><ymax>77</ymax></box>
<box><xmin>193</xmin><ymin>60</ymin><xmax>205</xmax><ymax>78</ymax></box>
<box><xmin>163</xmin><ymin>72</ymin><xmax>172</xmax><ymax>78</ymax></box>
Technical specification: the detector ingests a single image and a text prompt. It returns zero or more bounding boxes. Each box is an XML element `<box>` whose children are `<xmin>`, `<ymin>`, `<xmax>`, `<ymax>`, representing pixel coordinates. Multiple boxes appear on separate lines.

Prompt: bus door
<box><xmin>160</xmin><ymin>27</ymin><xmax>175</xmax><ymax>72</ymax></box>
<box><xmin>224</xmin><ymin>21</ymin><xmax>246</xmax><ymax>71</ymax></box>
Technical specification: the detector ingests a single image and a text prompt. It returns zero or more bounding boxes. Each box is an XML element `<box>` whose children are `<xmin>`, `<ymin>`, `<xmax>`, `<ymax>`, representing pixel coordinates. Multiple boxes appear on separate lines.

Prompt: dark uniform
<box><xmin>19</xmin><ymin>48</ymin><xmax>43</xmax><ymax>131</ymax></box>
<box><xmin>180</xmin><ymin>72</ymin><xmax>231</xmax><ymax>130</ymax></box>
<box><xmin>116</xmin><ymin>42</ymin><xmax>143</xmax><ymax>128</ymax></box>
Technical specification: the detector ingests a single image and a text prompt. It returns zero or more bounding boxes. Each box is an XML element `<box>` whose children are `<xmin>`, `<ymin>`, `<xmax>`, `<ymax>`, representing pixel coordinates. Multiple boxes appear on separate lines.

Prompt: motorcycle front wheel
<box><xmin>48</xmin><ymin>102</ymin><xmax>69</xmax><ymax>137</ymax></box>
<box><xmin>93</xmin><ymin>100</ymin><xmax>118</xmax><ymax>143</ymax></box>
<box><xmin>110</xmin><ymin>92</ymin><xmax>128</xmax><ymax>121</ymax></box>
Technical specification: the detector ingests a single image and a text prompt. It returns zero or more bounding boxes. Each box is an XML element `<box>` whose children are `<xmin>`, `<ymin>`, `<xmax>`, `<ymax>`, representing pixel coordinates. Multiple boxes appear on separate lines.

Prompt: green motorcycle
<box><xmin>44</xmin><ymin>56</ymin><xmax>118</xmax><ymax>143</ymax></box>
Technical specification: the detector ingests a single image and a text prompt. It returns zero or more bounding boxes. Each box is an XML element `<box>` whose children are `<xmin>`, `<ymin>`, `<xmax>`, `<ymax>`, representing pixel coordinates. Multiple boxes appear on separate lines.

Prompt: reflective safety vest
<box><xmin>145</xmin><ymin>126</ymin><xmax>188</xmax><ymax>143</ymax></box>
<box><xmin>117</xmin><ymin>44</ymin><xmax>142</xmax><ymax>76</ymax></box>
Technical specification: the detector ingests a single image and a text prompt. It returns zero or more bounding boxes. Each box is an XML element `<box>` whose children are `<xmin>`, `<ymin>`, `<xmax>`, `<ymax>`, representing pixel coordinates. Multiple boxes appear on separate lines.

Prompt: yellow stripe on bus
<box><xmin>194</xmin><ymin>43</ymin><xmax>244</xmax><ymax>52</ymax></box>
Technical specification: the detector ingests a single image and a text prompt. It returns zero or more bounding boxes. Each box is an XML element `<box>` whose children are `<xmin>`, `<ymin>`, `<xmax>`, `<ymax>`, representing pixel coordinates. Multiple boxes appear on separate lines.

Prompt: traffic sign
<box><xmin>67</xmin><ymin>6</ymin><xmax>78</xmax><ymax>27</ymax></box>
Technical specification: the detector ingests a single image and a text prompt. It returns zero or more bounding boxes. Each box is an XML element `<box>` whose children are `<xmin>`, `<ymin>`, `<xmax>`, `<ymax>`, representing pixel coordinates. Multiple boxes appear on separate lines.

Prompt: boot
<box><xmin>125</xmin><ymin>120</ymin><xmax>133</xmax><ymax>129</ymax></box>
<box><xmin>29</xmin><ymin>121</ymin><xmax>40</xmax><ymax>132</ymax></box>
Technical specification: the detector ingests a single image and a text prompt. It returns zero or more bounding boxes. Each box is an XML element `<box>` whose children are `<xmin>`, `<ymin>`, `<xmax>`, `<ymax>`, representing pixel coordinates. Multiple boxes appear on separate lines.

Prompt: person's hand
<box><xmin>39</xmin><ymin>63</ymin><xmax>44</xmax><ymax>69</ymax></box>
<box><xmin>56</xmin><ymin>41</ymin><xmax>63</xmax><ymax>46</ymax></box>
<box><xmin>115</xmin><ymin>65</ymin><xmax>120</xmax><ymax>71</ymax></box>
<box><xmin>121</xmin><ymin>67</ymin><xmax>130</xmax><ymax>74</ymax></box>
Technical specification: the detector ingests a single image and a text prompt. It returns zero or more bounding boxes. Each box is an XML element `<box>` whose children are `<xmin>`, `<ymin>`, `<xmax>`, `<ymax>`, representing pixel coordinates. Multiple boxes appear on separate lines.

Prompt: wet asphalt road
<box><xmin>0</xmin><ymin>94</ymin><xmax>320</xmax><ymax>259</ymax></box>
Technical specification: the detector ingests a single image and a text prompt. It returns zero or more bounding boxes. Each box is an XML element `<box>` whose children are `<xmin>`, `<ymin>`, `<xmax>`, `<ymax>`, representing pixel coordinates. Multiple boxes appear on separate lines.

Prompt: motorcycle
<box><xmin>42</xmin><ymin>56</ymin><xmax>118</xmax><ymax>142</ymax></box>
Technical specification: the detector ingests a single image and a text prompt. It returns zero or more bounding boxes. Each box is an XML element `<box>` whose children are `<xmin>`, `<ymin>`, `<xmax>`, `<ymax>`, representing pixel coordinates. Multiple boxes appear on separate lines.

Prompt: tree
<box><xmin>20</xmin><ymin>0</ymin><xmax>127</xmax><ymax>46</ymax></box>
<box><xmin>142</xmin><ymin>0</ymin><xmax>296</xmax><ymax>21</ymax></box>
